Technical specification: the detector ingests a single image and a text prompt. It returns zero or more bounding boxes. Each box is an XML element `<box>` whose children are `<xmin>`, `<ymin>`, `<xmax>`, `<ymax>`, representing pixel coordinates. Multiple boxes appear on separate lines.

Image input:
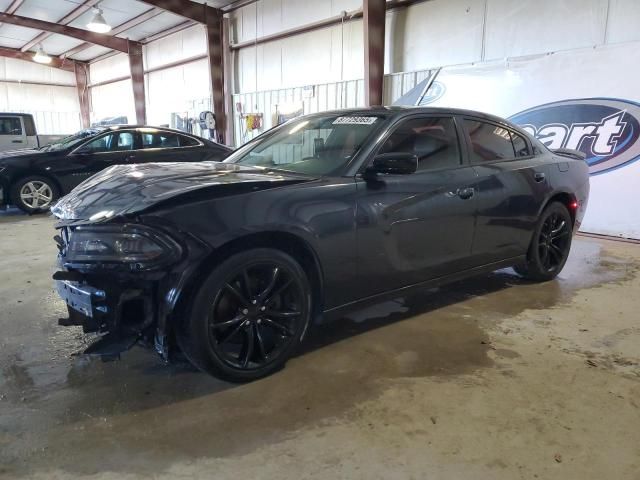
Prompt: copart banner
<box><xmin>427</xmin><ymin>43</ymin><xmax>640</xmax><ymax>239</ymax></box>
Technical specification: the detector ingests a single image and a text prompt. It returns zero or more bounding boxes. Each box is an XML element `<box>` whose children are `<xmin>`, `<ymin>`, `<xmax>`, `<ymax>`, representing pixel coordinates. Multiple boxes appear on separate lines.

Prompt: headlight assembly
<box><xmin>62</xmin><ymin>224</ymin><xmax>181</xmax><ymax>269</ymax></box>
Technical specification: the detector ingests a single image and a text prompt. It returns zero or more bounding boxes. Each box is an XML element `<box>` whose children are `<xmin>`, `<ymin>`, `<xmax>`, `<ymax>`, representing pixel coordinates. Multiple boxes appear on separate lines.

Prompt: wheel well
<box><xmin>172</xmin><ymin>231</ymin><xmax>324</xmax><ymax>330</ymax></box>
<box><xmin>545</xmin><ymin>192</ymin><xmax>577</xmax><ymax>226</ymax></box>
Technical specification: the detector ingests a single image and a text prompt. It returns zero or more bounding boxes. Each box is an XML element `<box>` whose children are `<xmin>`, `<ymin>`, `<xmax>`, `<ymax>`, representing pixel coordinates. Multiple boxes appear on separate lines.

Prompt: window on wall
<box><xmin>379</xmin><ymin>117</ymin><xmax>461</xmax><ymax>171</ymax></box>
<box><xmin>464</xmin><ymin>119</ymin><xmax>515</xmax><ymax>162</ymax></box>
<box><xmin>0</xmin><ymin>117</ymin><xmax>22</xmax><ymax>135</ymax></box>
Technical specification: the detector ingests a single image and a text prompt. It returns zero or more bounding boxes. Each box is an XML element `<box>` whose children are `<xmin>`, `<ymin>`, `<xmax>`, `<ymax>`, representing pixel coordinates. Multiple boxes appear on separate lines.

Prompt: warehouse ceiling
<box><xmin>0</xmin><ymin>0</ymin><xmax>247</xmax><ymax>63</ymax></box>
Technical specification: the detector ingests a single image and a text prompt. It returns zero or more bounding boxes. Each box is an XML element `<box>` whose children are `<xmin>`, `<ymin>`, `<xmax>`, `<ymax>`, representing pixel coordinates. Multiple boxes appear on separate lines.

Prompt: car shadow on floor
<box><xmin>52</xmin><ymin>268</ymin><xmax>545</xmax><ymax>421</ymax></box>
<box><xmin>301</xmin><ymin>269</ymin><xmax>530</xmax><ymax>356</ymax></box>
<box><xmin>1</xmin><ymin>267</ymin><xmax>565</xmax><ymax>478</ymax></box>
<box><xmin>0</xmin><ymin>207</ymin><xmax>48</xmax><ymax>223</ymax></box>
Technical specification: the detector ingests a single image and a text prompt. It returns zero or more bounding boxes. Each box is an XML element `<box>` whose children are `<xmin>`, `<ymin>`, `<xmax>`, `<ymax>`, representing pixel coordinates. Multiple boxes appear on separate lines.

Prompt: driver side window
<box><xmin>78</xmin><ymin>132</ymin><xmax>134</xmax><ymax>154</ymax></box>
<box><xmin>379</xmin><ymin>117</ymin><xmax>461</xmax><ymax>171</ymax></box>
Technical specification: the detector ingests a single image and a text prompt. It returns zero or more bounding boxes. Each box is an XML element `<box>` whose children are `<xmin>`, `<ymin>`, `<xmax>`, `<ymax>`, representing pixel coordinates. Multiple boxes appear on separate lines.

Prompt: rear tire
<box><xmin>515</xmin><ymin>202</ymin><xmax>573</xmax><ymax>282</ymax></box>
<box><xmin>11</xmin><ymin>175</ymin><xmax>59</xmax><ymax>214</ymax></box>
<box><xmin>177</xmin><ymin>248</ymin><xmax>312</xmax><ymax>382</ymax></box>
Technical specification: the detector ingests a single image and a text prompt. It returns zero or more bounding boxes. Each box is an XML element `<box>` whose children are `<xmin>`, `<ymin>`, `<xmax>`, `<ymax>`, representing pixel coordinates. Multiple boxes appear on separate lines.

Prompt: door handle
<box><xmin>534</xmin><ymin>172</ymin><xmax>546</xmax><ymax>182</ymax></box>
<box><xmin>12</xmin><ymin>140</ymin><xmax>23</xmax><ymax>143</ymax></box>
<box><xmin>125</xmin><ymin>154</ymin><xmax>136</xmax><ymax>162</ymax></box>
<box><xmin>457</xmin><ymin>187</ymin><xmax>475</xmax><ymax>200</ymax></box>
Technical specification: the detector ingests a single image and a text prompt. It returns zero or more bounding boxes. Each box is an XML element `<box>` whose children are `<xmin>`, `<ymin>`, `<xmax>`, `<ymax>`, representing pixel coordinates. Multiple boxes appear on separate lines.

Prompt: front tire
<box><xmin>515</xmin><ymin>202</ymin><xmax>573</xmax><ymax>282</ymax></box>
<box><xmin>11</xmin><ymin>175</ymin><xmax>59</xmax><ymax>214</ymax></box>
<box><xmin>177</xmin><ymin>248</ymin><xmax>312</xmax><ymax>382</ymax></box>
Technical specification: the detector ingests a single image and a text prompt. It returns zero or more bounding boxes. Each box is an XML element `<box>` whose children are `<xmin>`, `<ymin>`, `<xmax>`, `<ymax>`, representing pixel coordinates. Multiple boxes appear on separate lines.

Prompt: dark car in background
<box><xmin>0</xmin><ymin>126</ymin><xmax>231</xmax><ymax>213</ymax></box>
<box><xmin>51</xmin><ymin>107</ymin><xmax>589</xmax><ymax>382</ymax></box>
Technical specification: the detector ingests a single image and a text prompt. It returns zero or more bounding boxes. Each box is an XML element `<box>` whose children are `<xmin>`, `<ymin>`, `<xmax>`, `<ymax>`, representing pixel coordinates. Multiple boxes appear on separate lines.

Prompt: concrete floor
<box><xmin>0</xmin><ymin>211</ymin><xmax>639</xmax><ymax>480</ymax></box>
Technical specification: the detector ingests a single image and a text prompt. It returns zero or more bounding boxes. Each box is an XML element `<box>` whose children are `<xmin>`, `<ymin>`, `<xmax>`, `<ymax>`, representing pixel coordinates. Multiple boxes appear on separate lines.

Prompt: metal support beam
<box><xmin>205</xmin><ymin>8</ymin><xmax>226</xmax><ymax>144</ymax></box>
<box><xmin>230</xmin><ymin>0</ymin><xmax>429</xmax><ymax>51</ymax></box>
<box><xmin>60</xmin><ymin>7</ymin><xmax>164</xmax><ymax>59</ymax></box>
<box><xmin>74</xmin><ymin>62</ymin><xmax>91</xmax><ymax>128</ymax></box>
<box><xmin>138</xmin><ymin>0</ymin><xmax>227</xmax><ymax>141</ymax></box>
<box><xmin>5</xmin><ymin>0</ymin><xmax>25</xmax><ymax>15</ymax></box>
<box><xmin>222</xmin><ymin>16</ymin><xmax>234</xmax><ymax>146</ymax></box>
<box><xmin>363</xmin><ymin>0</ymin><xmax>386</xmax><ymax>107</ymax></box>
<box><xmin>137</xmin><ymin>0</ymin><xmax>208</xmax><ymax>23</ymax></box>
<box><xmin>0</xmin><ymin>12</ymin><xmax>130</xmax><ymax>52</ymax></box>
<box><xmin>21</xmin><ymin>0</ymin><xmax>101</xmax><ymax>53</ymax></box>
<box><xmin>0</xmin><ymin>0</ymin><xmax>26</xmax><ymax>28</ymax></box>
<box><xmin>128</xmin><ymin>41</ymin><xmax>147</xmax><ymax>125</ymax></box>
<box><xmin>0</xmin><ymin>45</ymin><xmax>75</xmax><ymax>71</ymax></box>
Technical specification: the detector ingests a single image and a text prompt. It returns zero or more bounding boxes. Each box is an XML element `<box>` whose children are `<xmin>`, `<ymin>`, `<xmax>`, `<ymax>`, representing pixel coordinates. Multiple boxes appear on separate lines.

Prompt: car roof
<box><xmin>84</xmin><ymin>125</ymin><xmax>230</xmax><ymax>149</ymax></box>
<box><xmin>96</xmin><ymin>125</ymin><xmax>196</xmax><ymax>135</ymax></box>
<box><xmin>305</xmin><ymin>106</ymin><xmax>533</xmax><ymax>138</ymax></box>
<box><xmin>308</xmin><ymin>106</ymin><xmax>516</xmax><ymax>125</ymax></box>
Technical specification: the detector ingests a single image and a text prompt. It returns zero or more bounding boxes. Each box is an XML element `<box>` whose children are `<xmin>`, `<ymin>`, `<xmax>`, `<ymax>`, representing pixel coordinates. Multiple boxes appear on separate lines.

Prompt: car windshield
<box><xmin>40</xmin><ymin>128</ymin><xmax>106</xmax><ymax>152</ymax></box>
<box><xmin>225</xmin><ymin>113</ymin><xmax>386</xmax><ymax>175</ymax></box>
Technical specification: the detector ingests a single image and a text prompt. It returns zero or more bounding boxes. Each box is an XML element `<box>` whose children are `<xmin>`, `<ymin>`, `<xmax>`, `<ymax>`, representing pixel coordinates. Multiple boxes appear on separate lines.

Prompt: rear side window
<box><xmin>379</xmin><ymin>117</ymin><xmax>461</xmax><ymax>171</ymax></box>
<box><xmin>464</xmin><ymin>119</ymin><xmax>514</xmax><ymax>162</ymax></box>
<box><xmin>510</xmin><ymin>131</ymin><xmax>530</xmax><ymax>157</ymax></box>
<box><xmin>141</xmin><ymin>131</ymin><xmax>180</xmax><ymax>149</ymax></box>
<box><xmin>0</xmin><ymin>117</ymin><xmax>22</xmax><ymax>135</ymax></box>
<box><xmin>179</xmin><ymin>135</ymin><xmax>200</xmax><ymax>147</ymax></box>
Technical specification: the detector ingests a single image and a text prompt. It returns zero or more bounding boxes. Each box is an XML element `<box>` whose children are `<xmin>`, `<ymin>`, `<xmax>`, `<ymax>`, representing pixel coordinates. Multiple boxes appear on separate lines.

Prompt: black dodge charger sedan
<box><xmin>52</xmin><ymin>107</ymin><xmax>589</xmax><ymax>382</ymax></box>
<box><xmin>0</xmin><ymin>126</ymin><xmax>231</xmax><ymax>213</ymax></box>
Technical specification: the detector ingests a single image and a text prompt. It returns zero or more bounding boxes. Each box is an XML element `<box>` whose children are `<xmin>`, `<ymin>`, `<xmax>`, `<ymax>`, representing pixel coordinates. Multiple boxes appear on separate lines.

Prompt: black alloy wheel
<box><xmin>537</xmin><ymin>211</ymin><xmax>571</xmax><ymax>273</ymax></box>
<box><xmin>178</xmin><ymin>248</ymin><xmax>311</xmax><ymax>382</ymax></box>
<box><xmin>515</xmin><ymin>202</ymin><xmax>573</xmax><ymax>281</ymax></box>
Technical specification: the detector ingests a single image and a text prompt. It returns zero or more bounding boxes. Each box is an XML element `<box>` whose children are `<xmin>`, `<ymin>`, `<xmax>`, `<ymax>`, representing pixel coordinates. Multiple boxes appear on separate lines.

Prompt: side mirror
<box><xmin>368</xmin><ymin>152</ymin><xmax>418</xmax><ymax>175</ymax></box>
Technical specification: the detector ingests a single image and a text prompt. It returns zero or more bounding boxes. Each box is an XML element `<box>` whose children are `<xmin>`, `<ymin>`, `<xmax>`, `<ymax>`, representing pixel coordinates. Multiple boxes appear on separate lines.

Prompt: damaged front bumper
<box><xmin>53</xmin><ymin>219</ymin><xmax>212</xmax><ymax>361</ymax></box>
<box><xmin>54</xmin><ymin>269</ymin><xmax>159</xmax><ymax>359</ymax></box>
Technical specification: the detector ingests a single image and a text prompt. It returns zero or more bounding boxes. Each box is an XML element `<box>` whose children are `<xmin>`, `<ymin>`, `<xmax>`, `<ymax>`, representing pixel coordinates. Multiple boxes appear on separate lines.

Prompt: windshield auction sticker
<box><xmin>332</xmin><ymin>116</ymin><xmax>378</xmax><ymax>125</ymax></box>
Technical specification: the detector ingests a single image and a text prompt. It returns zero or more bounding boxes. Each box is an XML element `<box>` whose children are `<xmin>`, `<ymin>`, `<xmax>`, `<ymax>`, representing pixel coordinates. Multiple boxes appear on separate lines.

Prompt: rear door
<box><xmin>0</xmin><ymin>115</ymin><xmax>27</xmax><ymax>151</ymax></box>
<box><xmin>461</xmin><ymin>117</ymin><xmax>551</xmax><ymax>264</ymax></box>
<box><xmin>355</xmin><ymin>115</ymin><xmax>478</xmax><ymax>298</ymax></box>
<box><xmin>54</xmin><ymin>130</ymin><xmax>138</xmax><ymax>191</ymax></box>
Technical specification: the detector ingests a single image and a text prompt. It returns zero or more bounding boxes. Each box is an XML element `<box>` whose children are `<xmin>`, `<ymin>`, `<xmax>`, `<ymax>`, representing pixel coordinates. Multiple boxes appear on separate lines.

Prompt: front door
<box><xmin>56</xmin><ymin>130</ymin><xmax>138</xmax><ymax>192</ymax></box>
<box><xmin>355</xmin><ymin>115</ymin><xmax>478</xmax><ymax>299</ymax></box>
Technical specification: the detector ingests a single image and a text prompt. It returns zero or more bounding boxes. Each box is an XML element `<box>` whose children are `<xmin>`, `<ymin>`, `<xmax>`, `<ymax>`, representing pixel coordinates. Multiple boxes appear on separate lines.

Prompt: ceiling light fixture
<box><xmin>33</xmin><ymin>45</ymin><xmax>52</xmax><ymax>64</ymax></box>
<box><xmin>87</xmin><ymin>7</ymin><xmax>111</xmax><ymax>33</ymax></box>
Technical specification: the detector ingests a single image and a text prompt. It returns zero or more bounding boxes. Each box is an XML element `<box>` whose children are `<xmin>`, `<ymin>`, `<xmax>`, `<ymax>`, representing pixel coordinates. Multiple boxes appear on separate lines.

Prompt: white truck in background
<box><xmin>0</xmin><ymin>113</ymin><xmax>66</xmax><ymax>152</ymax></box>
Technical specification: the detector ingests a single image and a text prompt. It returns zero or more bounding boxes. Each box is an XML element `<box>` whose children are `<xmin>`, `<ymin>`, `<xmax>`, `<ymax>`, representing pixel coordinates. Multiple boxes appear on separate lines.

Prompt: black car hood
<box><xmin>51</xmin><ymin>161</ymin><xmax>314</xmax><ymax>221</ymax></box>
<box><xmin>0</xmin><ymin>148</ymin><xmax>44</xmax><ymax>162</ymax></box>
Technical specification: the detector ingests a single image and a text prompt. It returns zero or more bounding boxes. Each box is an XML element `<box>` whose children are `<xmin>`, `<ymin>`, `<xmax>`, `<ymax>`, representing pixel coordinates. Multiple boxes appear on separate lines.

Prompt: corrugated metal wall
<box><xmin>0</xmin><ymin>82</ymin><xmax>81</xmax><ymax>134</ymax></box>
<box><xmin>28</xmin><ymin>110</ymin><xmax>81</xmax><ymax>135</ymax></box>
<box><xmin>231</xmin><ymin>69</ymin><xmax>433</xmax><ymax>146</ymax></box>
